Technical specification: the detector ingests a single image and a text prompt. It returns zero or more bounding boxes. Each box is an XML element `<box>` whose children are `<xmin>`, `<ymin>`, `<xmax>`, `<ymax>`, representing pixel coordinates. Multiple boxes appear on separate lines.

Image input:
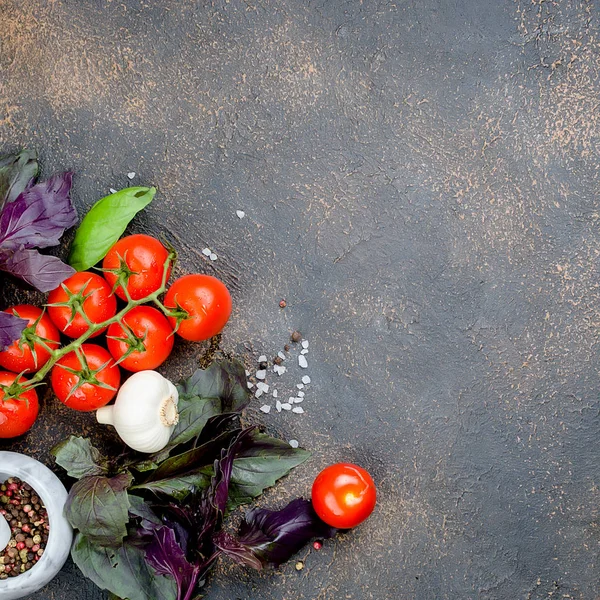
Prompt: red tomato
<box><xmin>163</xmin><ymin>274</ymin><xmax>232</xmax><ymax>341</ymax></box>
<box><xmin>311</xmin><ymin>463</ymin><xmax>377</xmax><ymax>529</ymax></box>
<box><xmin>106</xmin><ymin>306</ymin><xmax>174</xmax><ymax>372</ymax></box>
<box><xmin>51</xmin><ymin>344</ymin><xmax>121</xmax><ymax>411</ymax></box>
<box><xmin>47</xmin><ymin>272</ymin><xmax>117</xmax><ymax>338</ymax></box>
<box><xmin>102</xmin><ymin>234</ymin><xmax>171</xmax><ymax>301</ymax></box>
<box><xmin>0</xmin><ymin>372</ymin><xmax>39</xmax><ymax>438</ymax></box>
<box><xmin>0</xmin><ymin>305</ymin><xmax>60</xmax><ymax>373</ymax></box>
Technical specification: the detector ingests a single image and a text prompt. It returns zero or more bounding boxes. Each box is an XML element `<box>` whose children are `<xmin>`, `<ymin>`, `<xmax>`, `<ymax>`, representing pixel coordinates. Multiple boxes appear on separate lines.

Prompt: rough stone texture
<box><xmin>1</xmin><ymin>0</ymin><xmax>600</xmax><ymax>598</ymax></box>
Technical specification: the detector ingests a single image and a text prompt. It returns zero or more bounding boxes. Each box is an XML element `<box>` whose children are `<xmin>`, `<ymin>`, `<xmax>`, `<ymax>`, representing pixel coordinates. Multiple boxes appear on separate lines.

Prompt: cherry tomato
<box><xmin>164</xmin><ymin>274</ymin><xmax>232</xmax><ymax>342</ymax></box>
<box><xmin>311</xmin><ymin>463</ymin><xmax>377</xmax><ymax>529</ymax></box>
<box><xmin>51</xmin><ymin>344</ymin><xmax>121</xmax><ymax>411</ymax></box>
<box><xmin>47</xmin><ymin>272</ymin><xmax>117</xmax><ymax>338</ymax></box>
<box><xmin>102</xmin><ymin>234</ymin><xmax>171</xmax><ymax>301</ymax></box>
<box><xmin>0</xmin><ymin>372</ymin><xmax>39</xmax><ymax>438</ymax></box>
<box><xmin>0</xmin><ymin>305</ymin><xmax>60</xmax><ymax>373</ymax></box>
<box><xmin>106</xmin><ymin>306</ymin><xmax>174</xmax><ymax>372</ymax></box>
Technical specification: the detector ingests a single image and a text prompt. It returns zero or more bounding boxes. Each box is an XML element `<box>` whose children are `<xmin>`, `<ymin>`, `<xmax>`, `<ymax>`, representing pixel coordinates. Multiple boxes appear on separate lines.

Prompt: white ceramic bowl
<box><xmin>0</xmin><ymin>451</ymin><xmax>73</xmax><ymax>600</ymax></box>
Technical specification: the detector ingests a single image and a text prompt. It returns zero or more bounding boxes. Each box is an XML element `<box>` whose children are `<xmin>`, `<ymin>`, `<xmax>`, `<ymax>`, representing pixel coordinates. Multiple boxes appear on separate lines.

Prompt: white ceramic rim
<box><xmin>0</xmin><ymin>451</ymin><xmax>72</xmax><ymax>591</ymax></box>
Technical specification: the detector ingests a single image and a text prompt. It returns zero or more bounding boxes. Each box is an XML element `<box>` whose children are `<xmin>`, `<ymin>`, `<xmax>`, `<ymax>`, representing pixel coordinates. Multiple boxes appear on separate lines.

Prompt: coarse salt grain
<box><xmin>236</xmin><ymin>210</ymin><xmax>245</xmax><ymax>219</ymax></box>
<box><xmin>255</xmin><ymin>389</ymin><xmax>263</xmax><ymax>398</ymax></box>
<box><xmin>127</xmin><ymin>172</ymin><xmax>136</xmax><ymax>179</ymax></box>
<box><xmin>276</xmin><ymin>400</ymin><xmax>282</xmax><ymax>412</ymax></box>
<box><xmin>281</xmin><ymin>403</ymin><xmax>292</xmax><ymax>411</ymax></box>
<box><xmin>296</xmin><ymin>383</ymin><xmax>304</xmax><ymax>389</ymax></box>
<box><xmin>256</xmin><ymin>370</ymin><xmax>266</xmax><ymax>380</ymax></box>
<box><xmin>293</xmin><ymin>397</ymin><xmax>303</xmax><ymax>403</ymax></box>
<box><xmin>292</xmin><ymin>407</ymin><xmax>305</xmax><ymax>414</ymax></box>
<box><xmin>257</xmin><ymin>382</ymin><xmax>269</xmax><ymax>392</ymax></box>
<box><xmin>202</xmin><ymin>248</ymin><xmax>211</xmax><ymax>256</ymax></box>
<box><xmin>272</xmin><ymin>389</ymin><xmax>278</xmax><ymax>398</ymax></box>
<box><xmin>289</xmin><ymin>439</ymin><xmax>299</xmax><ymax>448</ymax></box>
<box><xmin>302</xmin><ymin>340</ymin><xmax>309</xmax><ymax>348</ymax></box>
<box><xmin>297</xmin><ymin>391</ymin><xmax>305</xmax><ymax>397</ymax></box>
<box><xmin>278</xmin><ymin>351</ymin><xmax>286</xmax><ymax>360</ymax></box>
<box><xmin>245</xmin><ymin>370</ymin><xmax>251</xmax><ymax>376</ymax></box>
<box><xmin>209</xmin><ymin>253</ymin><xmax>218</xmax><ymax>261</ymax></box>
<box><xmin>247</xmin><ymin>382</ymin><xmax>254</xmax><ymax>389</ymax></box>
<box><xmin>298</xmin><ymin>355</ymin><xmax>308</xmax><ymax>369</ymax></box>
<box><xmin>302</xmin><ymin>376</ymin><xmax>311</xmax><ymax>384</ymax></box>
<box><xmin>109</xmin><ymin>188</ymin><xmax>117</xmax><ymax>194</ymax></box>
<box><xmin>274</xmin><ymin>365</ymin><xmax>286</xmax><ymax>375</ymax></box>
<box><xmin>260</xmin><ymin>405</ymin><xmax>271</xmax><ymax>413</ymax></box>
<box><xmin>258</xmin><ymin>355</ymin><xmax>267</xmax><ymax>363</ymax></box>
<box><xmin>301</xmin><ymin>349</ymin><xmax>309</xmax><ymax>355</ymax></box>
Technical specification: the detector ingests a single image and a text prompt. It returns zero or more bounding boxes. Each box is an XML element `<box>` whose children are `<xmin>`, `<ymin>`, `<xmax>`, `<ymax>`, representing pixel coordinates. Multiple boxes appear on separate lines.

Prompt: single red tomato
<box><xmin>102</xmin><ymin>234</ymin><xmax>171</xmax><ymax>301</ymax></box>
<box><xmin>0</xmin><ymin>371</ymin><xmax>39</xmax><ymax>438</ymax></box>
<box><xmin>311</xmin><ymin>463</ymin><xmax>377</xmax><ymax>529</ymax></box>
<box><xmin>47</xmin><ymin>272</ymin><xmax>117</xmax><ymax>338</ymax></box>
<box><xmin>51</xmin><ymin>344</ymin><xmax>121</xmax><ymax>411</ymax></box>
<box><xmin>163</xmin><ymin>274</ymin><xmax>232</xmax><ymax>342</ymax></box>
<box><xmin>0</xmin><ymin>305</ymin><xmax>60</xmax><ymax>373</ymax></box>
<box><xmin>106</xmin><ymin>305</ymin><xmax>174</xmax><ymax>372</ymax></box>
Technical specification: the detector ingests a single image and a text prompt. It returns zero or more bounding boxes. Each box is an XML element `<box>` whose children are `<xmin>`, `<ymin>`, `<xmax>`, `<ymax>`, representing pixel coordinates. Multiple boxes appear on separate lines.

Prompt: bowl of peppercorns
<box><xmin>0</xmin><ymin>451</ymin><xmax>73</xmax><ymax>600</ymax></box>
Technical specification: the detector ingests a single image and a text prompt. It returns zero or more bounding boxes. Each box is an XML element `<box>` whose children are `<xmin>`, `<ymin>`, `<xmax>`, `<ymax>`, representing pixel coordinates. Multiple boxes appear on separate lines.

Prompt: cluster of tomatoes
<box><xmin>0</xmin><ymin>234</ymin><xmax>232</xmax><ymax>439</ymax></box>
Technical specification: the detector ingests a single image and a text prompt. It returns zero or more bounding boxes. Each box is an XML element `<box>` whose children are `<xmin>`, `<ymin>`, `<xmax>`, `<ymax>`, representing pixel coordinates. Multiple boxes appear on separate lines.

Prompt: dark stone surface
<box><xmin>1</xmin><ymin>0</ymin><xmax>600</xmax><ymax>598</ymax></box>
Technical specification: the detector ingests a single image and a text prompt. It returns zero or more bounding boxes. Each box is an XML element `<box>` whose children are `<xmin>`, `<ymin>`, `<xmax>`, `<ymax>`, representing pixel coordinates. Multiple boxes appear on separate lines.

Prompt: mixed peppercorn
<box><xmin>0</xmin><ymin>478</ymin><xmax>49</xmax><ymax>578</ymax></box>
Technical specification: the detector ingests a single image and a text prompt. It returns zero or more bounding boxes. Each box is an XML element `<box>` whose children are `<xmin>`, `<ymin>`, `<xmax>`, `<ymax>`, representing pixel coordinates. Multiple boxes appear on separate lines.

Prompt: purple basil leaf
<box><xmin>0</xmin><ymin>310</ymin><xmax>27</xmax><ymax>351</ymax></box>
<box><xmin>215</xmin><ymin>498</ymin><xmax>336</xmax><ymax>569</ymax></box>
<box><xmin>0</xmin><ymin>246</ymin><xmax>75</xmax><ymax>292</ymax></box>
<box><xmin>0</xmin><ymin>149</ymin><xmax>38</xmax><ymax>211</ymax></box>
<box><xmin>0</xmin><ymin>172</ymin><xmax>77</xmax><ymax>249</ymax></box>
<box><xmin>145</xmin><ymin>525</ymin><xmax>199</xmax><ymax>597</ymax></box>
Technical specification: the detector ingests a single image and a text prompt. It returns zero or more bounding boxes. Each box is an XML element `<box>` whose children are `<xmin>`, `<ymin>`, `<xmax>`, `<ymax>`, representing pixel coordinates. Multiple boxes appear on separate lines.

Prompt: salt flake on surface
<box><xmin>258</xmin><ymin>355</ymin><xmax>267</xmax><ymax>363</ymax></box>
<box><xmin>276</xmin><ymin>400</ymin><xmax>282</xmax><ymax>412</ymax></box>
<box><xmin>209</xmin><ymin>253</ymin><xmax>218</xmax><ymax>261</ymax></box>
<box><xmin>236</xmin><ymin>210</ymin><xmax>245</xmax><ymax>219</ymax></box>
<box><xmin>289</xmin><ymin>439</ymin><xmax>299</xmax><ymax>448</ymax></box>
<box><xmin>256</xmin><ymin>370</ymin><xmax>266</xmax><ymax>380</ymax></box>
<box><xmin>292</xmin><ymin>407</ymin><xmax>305</xmax><ymax>414</ymax></box>
<box><xmin>301</xmin><ymin>349</ymin><xmax>309</xmax><ymax>355</ymax></box>
<box><xmin>296</xmin><ymin>383</ymin><xmax>304</xmax><ymax>389</ymax></box>
<box><xmin>293</xmin><ymin>397</ymin><xmax>303</xmax><ymax>403</ymax></box>
<box><xmin>298</xmin><ymin>355</ymin><xmax>308</xmax><ymax>368</ymax></box>
<box><xmin>257</xmin><ymin>382</ymin><xmax>269</xmax><ymax>393</ymax></box>
<box><xmin>245</xmin><ymin>370</ymin><xmax>251</xmax><ymax>376</ymax></box>
<box><xmin>202</xmin><ymin>248</ymin><xmax>211</xmax><ymax>256</ymax></box>
<box><xmin>247</xmin><ymin>382</ymin><xmax>254</xmax><ymax>389</ymax></box>
<box><xmin>302</xmin><ymin>340</ymin><xmax>309</xmax><ymax>349</ymax></box>
<box><xmin>255</xmin><ymin>389</ymin><xmax>263</xmax><ymax>398</ymax></box>
<box><xmin>127</xmin><ymin>172</ymin><xmax>136</xmax><ymax>179</ymax></box>
<box><xmin>302</xmin><ymin>376</ymin><xmax>311</xmax><ymax>384</ymax></box>
<box><xmin>260</xmin><ymin>405</ymin><xmax>271</xmax><ymax>413</ymax></box>
<box><xmin>297</xmin><ymin>391</ymin><xmax>305</xmax><ymax>397</ymax></box>
<box><xmin>281</xmin><ymin>403</ymin><xmax>292</xmax><ymax>411</ymax></box>
<box><xmin>278</xmin><ymin>351</ymin><xmax>286</xmax><ymax>360</ymax></box>
<box><xmin>109</xmin><ymin>188</ymin><xmax>117</xmax><ymax>194</ymax></box>
<box><xmin>272</xmin><ymin>389</ymin><xmax>278</xmax><ymax>398</ymax></box>
<box><xmin>274</xmin><ymin>365</ymin><xmax>286</xmax><ymax>376</ymax></box>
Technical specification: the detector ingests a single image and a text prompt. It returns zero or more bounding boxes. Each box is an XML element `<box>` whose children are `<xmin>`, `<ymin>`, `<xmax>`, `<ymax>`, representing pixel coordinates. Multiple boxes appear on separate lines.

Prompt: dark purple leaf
<box><xmin>0</xmin><ymin>310</ymin><xmax>27</xmax><ymax>351</ymax></box>
<box><xmin>0</xmin><ymin>246</ymin><xmax>75</xmax><ymax>292</ymax></box>
<box><xmin>0</xmin><ymin>172</ymin><xmax>77</xmax><ymax>249</ymax></box>
<box><xmin>215</xmin><ymin>498</ymin><xmax>336</xmax><ymax>569</ymax></box>
<box><xmin>0</xmin><ymin>149</ymin><xmax>38</xmax><ymax>211</ymax></box>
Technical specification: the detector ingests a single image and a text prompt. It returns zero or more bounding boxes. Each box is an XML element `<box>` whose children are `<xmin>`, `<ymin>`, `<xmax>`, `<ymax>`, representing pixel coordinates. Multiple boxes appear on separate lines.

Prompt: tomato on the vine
<box><xmin>50</xmin><ymin>344</ymin><xmax>121</xmax><ymax>411</ymax></box>
<box><xmin>0</xmin><ymin>372</ymin><xmax>39</xmax><ymax>438</ymax></box>
<box><xmin>103</xmin><ymin>234</ymin><xmax>171</xmax><ymax>301</ymax></box>
<box><xmin>163</xmin><ymin>274</ymin><xmax>232</xmax><ymax>342</ymax></box>
<box><xmin>47</xmin><ymin>272</ymin><xmax>117</xmax><ymax>338</ymax></box>
<box><xmin>107</xmin><ymin>306</ymin><xmax>174</xmax><ymax>372</ymax></box>
<box><xmin>311</xmin><ymin>463</ymin><xmax>377</xmax><ymax>529</ymax></box>
<box><xmin>0</xmin><ymin>305</ymin><xmax>60</xmax><ymax>373</ymax></box>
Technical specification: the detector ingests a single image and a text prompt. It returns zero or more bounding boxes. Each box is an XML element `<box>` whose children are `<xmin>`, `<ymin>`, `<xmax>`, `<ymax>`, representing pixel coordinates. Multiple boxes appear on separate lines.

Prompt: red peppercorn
<box><xmin>313</xmin><ymin>541</ymin><xmax>323</xmax><ymax>550</ymax></box>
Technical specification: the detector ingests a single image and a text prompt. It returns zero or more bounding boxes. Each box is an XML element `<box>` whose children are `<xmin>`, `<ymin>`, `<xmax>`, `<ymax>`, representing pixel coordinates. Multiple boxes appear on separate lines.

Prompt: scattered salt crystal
<box><xmin>256</xmin><ymin>370</ymin><xmax>266</xmax><ymax>380</ymax></box>
<box><xmin>301</xmin><ymin>349</ymin><xmax>309</xmax><ymax>355</ymax></box>
<box><xmin>281</xmin><ymin>403</ymin><xmax>292</xmax><ymax>411</ymax></box>
<box><xmin>302</xmin><ymin>376</ymin><xmax>311</xmax><ymax>384</ymax></box>
<box><xmin>209</xmin><ymin>253</ymin><xmax>218</xmax><ymax>261</ymax></box>
<box><xmin>272</xmin><ymin>389</ymin><xmax>278</xmax><ymax>398</ymax></box>
<box><xmin>260</xmin><ymin>405</ymin><xmax>271</xmax><ymax>413</ymax></box>
<box><xmin>276</xmin><ymin>400</ymin><xmax>282</xmax><ymax>412</ymax></box>
<box><xmin>297</xmin><ymin>391</ymin><xmax>305</xmax><ymax>397</ymax></box>
<box><xmin>202</xmin><ymin>248</ymin><xmax>211</xmax><ymax>256</ymax></box>
<box><xmin>274</xmin><ymin>365</ymin><xmax>286</xmax><ymax>376</ymax></box>
<box><xmin>289</xmin><ymin>397</ymin><xmax>297</xmax><ymax>404</ymax></box>
<box><xmin>255</xmin><ymin>389</ymin><xmax>263</xmax><ymax>398</ymax></box>
<box><xmin>236</xmin><ymin>210</ymin><xmax>245</xmax><ymax>219</ymax></box>
<box><xmin>292</xmin><ymin>407</ymin><xmax>305</xmax><ymax>414</ymax></box>
<box><xmin>293</xmin><ymin>397</ymin><xmax>303</xmax><ymax>403</ymax></box>
<box><xmin>127</xmin><ymin>172</ymin><xmax>136</xmax><ymax>179</ymax></box>
<box><xmin>247</xmin><ymin>382</ymin><xmax>254</xmax><ymax>389</ymax></box>
<box><xmin>296</xmin><ymin>383</ymin><xmax>304</xmax><ymax>389</ymax></box>
<box><xmin>289</xmin><ymin>439</ymin><xmax>299</xmax><ymax>448</ymax></box>
<box><xmin>278</xmin><ymin>351</ymin><xmax>286</xmax><ymax>360</ymax></box>
<box><xmin>302</xmin><ymin>340</ymin><xmax>309</xmax><ymax>349</ymax></box>
<box><xmin>298</xmin><ymin>355</ymin><xmax>308</xmax><ymax>369</ymax></box>
<box><xmin>245</xmin><ymin>370</ymin><xmax>251</xmax><ymax>376</ymax></box>
<box><xmin>109</xmin><ymin>188</ymin><xmax>117</xmax><ymax>194</ymax></box>
<box><xmin>257</xmin><ymin>382</ymin><xmax>269</xmax><ymax>392</ymax></box>
<box><xmin>258</xmin><ymin>355</ymin><xmax>267</xmax><ymax>363</ymax></box>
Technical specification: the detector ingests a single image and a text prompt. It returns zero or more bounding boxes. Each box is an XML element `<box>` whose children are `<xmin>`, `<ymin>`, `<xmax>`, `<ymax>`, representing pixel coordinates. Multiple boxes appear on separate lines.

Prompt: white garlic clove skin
<box><xmin>96</xmin><ymin>370</ymin><xmax>179</xmax><ymax>454</ymax></box>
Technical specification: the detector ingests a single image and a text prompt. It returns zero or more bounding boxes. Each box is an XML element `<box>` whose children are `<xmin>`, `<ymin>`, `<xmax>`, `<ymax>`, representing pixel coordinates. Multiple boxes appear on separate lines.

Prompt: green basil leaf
<box><xmin>65</xmin><ymin>473</ymin><xmax>132</xmax><ymax>546</ymax></box>
<box><xmin>71</xmin><ymin>533</ymin><xmax>177</xmax><ymax>600</ymax></box>
<box><xmin>51</xmin><ymin>436</ymin><xmax>108</xmax><ymax>479</ymax></box>
<box><xmin>68</xmin><ymin>186</ymin><xmax>156</xmax><ymax>271</ymax></box>
<box><xmin>132</xmin><ymin>472</ymin><xmax>212</xmax><ymax>501</ymax></box>
<box><xmin>0</xmin><ymin>149</ymin><xmax>38</xmax><ymax>211</ymax></box>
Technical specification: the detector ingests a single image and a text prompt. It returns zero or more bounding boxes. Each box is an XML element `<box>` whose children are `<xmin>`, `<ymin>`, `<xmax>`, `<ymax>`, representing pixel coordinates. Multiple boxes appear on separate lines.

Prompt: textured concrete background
<box><xmin>1</xmin><ymin>0</ymin><xmax>600</xmax><ymax>598</ymax></box>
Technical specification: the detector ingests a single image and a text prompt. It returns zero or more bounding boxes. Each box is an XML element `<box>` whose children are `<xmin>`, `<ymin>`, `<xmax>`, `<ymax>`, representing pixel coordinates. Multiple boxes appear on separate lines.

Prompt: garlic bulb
<box><xmin>96</xmin><ymin>370</ymin><xmax>179</xmax><ymax>453</ymax></box>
